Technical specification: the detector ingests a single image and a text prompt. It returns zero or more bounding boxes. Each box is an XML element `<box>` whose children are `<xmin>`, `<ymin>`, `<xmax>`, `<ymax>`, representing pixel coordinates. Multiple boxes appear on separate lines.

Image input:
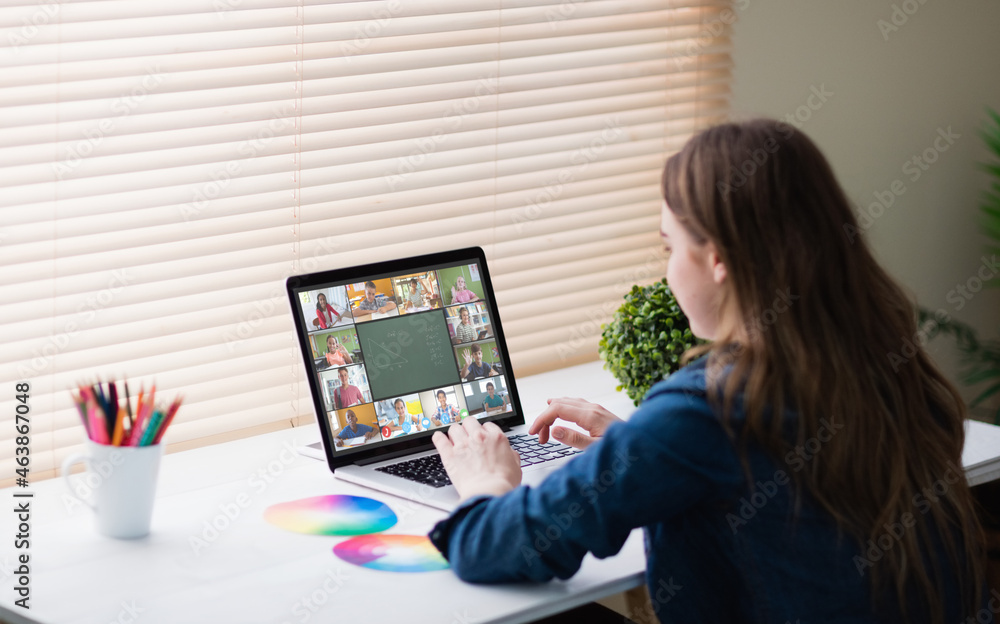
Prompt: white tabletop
<box><xmin>0</xmin><ymin>361</ymin><xmax>642</xmax><ymax>624</ymax></box>
<box><xmin>964</xmin><ymin>418</ymin><xmax>1000</xmax><ymax>486</ymax></box>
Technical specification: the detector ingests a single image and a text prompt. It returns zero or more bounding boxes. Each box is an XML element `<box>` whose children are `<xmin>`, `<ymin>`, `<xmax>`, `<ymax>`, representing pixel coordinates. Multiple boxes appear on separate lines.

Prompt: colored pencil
<box><xmin>72</xmin><ymin>380</ymin><xmax>180</xmax><ymax>446</ymax></box>
<box><xmin>73</xmin><ymin>394</ymin><xmax>90</xmax><ymax>438</ymax></box>
<box><xmin>111</xmin><ymin>407</ymin><xmax>126</xmax><ymax>446</ymax></box>
<box><xmin>134</xmin><ymin>385</ymin><xmax>156</xmax><ymax>446</ymax></box>
<box><xmin>138</xmin><ymin>410</ymin><xmax>162</xmax><ymax>446</ymax></box>
<box><xmin>152</xmin><ymin>397</ymin><xmax>182</xmax><ymax>445</ymax></box>
<box><xmin>124</xmin><ymin>380</ymin><xmax>134</xmax><ymax>432</ymax></box>
<box><xmin>79</xmin><ymin>387</ymin><xmax>95</xmax><ymax>424</ymax></box>
<box><xmin>129</xmin><ymin>386</ymin><xmax>146</xmax><ymax>446</ymax></box>
<box><xmin>93</xmin><ymin>383</ymin><xmax>108</xmax><ymax>420</ymax></box>
<box><xmin>107</xmin><ymin>381</ymin><xmax>118</xmax><ymax>441</ymax></box>
<box><xmin>93</xmin><ymin>383</ymin><xmax>112</xmax><ymax>441</ymax></box>
<box><xmin>129</xmin><ymin>399</ymin><xmax>149</xmax><ymax>447</ymax></box>
<box><xmin>87</xmin><ymin>403</ymin><xmax>106</xmax><ymax>444</ymax></box>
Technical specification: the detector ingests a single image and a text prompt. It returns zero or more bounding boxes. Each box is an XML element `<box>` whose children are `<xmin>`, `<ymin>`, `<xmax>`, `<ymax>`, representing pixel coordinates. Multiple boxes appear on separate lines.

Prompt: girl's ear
<box><xmin>708</xmin><ymin>243</ymin><xmax>727</xmax><ymax>284</ymax></box>
<box><xmin>713</xmin><ymin>260</ymin><xmax>727</xmax><ymax>284</ymax></box>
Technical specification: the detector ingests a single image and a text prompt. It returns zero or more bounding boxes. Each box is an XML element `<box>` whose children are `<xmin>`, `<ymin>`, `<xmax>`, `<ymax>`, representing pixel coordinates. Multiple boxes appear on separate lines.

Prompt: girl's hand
<box><xmin>528</xmin><ymin>398</ymin><xmax>624</xmax><ymax>449</ymax></box>
<box><xmin>432</xmin><ymin>418</ymin><xmax>521</xmax><ymax>501</ymax></box>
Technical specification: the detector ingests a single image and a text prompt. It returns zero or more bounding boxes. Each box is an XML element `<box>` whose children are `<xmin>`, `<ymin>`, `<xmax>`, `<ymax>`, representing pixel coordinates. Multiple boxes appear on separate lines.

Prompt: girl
<box><xmin>450</xmin><ymin>276</ymin><xmax>479</xmax><ymax>305</ymax></box>
<box><xmin>325</xmin><ymin>334</ymin><xmax>353</xmax><ymax>367</ymax></box>
<box><xmin>315</xmin><ymin>292</ymin><xmax>341</xmax><ymax>329</ymax></box>
<box><xmin>428</xmin><ymin>119</ymin><xmax>986</xmax><ymax>623</ymax></box>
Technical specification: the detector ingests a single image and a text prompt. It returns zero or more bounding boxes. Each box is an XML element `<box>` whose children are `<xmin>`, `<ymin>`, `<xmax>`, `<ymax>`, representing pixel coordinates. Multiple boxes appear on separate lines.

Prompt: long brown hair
<box><xmin>662</xmin><ymin>118</ymin><xmax>984</xmax><ymax>622</ymax></box>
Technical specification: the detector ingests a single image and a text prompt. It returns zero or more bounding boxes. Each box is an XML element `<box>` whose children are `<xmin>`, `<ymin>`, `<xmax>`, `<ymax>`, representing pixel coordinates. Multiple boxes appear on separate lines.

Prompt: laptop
<box><xmin>286</xmin><ymin>247</ymin><xmax>581</xmax><ymax>512</ymax></box>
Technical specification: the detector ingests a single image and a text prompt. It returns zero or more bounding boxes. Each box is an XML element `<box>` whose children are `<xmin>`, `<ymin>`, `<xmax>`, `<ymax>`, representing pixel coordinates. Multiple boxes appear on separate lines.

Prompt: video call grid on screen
<box><xmin>293</xmin><ymin>259</ymin><xmax>515</xmax><ymax>455</ymax></box>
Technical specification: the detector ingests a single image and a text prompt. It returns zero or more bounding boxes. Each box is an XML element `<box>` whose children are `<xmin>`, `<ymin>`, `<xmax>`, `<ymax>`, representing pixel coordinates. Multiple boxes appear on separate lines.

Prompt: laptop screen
<box><xmin>287</xmin><ymin>247</ymin><xmax>522</xmax><ymax>465</ymax></box>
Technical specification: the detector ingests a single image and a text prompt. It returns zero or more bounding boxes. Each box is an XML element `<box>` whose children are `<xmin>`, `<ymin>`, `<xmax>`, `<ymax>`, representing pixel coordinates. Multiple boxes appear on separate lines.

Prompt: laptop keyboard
<box><xmin>509</xmin><ymin>434</ymin><xmax>581</xmax><ymax>465</ymax></box>
<box><xmin>374</xmin><ymin>434</ymin><xmax>581</xmax><ymax>488</ymax></box>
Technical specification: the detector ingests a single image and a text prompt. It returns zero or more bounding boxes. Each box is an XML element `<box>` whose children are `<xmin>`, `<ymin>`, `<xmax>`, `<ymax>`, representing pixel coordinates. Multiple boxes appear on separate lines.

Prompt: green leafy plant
<box><xmin>598</xmin><ymin>279</ymin><xmax>699</xmax><ymax>406</ymax></box>
<box><xmin>920</xmin><ymin>108</ymin><xmax>1000</xmax><ymax>424</ymax></box>
<box><xmin>918</xmin><ymin>308</ymin><xmax>1000</xmax><ymax>424</ymax></box>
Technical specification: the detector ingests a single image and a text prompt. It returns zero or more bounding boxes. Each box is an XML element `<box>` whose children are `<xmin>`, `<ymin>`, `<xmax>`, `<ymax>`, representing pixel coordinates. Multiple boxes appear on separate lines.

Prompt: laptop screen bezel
<box><xmin>286</xmin><ymin>246</ymin><xmax>525</xmax><ymax>471</ymax></box>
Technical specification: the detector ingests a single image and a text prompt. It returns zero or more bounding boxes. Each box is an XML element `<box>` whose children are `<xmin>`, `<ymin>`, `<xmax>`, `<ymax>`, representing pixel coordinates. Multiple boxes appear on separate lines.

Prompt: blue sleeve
<box><xmin>428</xmin><ymin>386</ymin><xmax>746</xmax><ymax>583</ymax></box>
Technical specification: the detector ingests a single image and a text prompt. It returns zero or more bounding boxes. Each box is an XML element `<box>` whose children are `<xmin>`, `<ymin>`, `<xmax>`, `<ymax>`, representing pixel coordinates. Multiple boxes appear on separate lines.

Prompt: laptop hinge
<box><xmin>353</xmin><ymin>443</ymin><xmax>435</xmax><ymax>466</ymax></box>
<box><xmin>352</xmin><ymin>420</ymin><xmax>516</xmax><ymax>467</ymax></box>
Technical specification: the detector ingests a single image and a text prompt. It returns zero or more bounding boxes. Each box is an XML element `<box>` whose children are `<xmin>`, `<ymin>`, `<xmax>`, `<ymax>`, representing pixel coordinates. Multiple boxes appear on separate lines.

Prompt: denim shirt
<box><xmin>428</xmin><ymin>359</ymin><xmax>977</xmax><ymax>623</ymax></box>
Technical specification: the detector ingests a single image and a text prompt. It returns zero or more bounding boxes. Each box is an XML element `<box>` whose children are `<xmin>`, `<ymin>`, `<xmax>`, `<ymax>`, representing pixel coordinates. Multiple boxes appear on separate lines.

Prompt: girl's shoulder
<box><xmin>643</xmin><ymin>356</ymin><xmax>710</xmax><ymax>402</ymax></box>
<box><xmin>636</xmin><ymin>356</ymin><xmax>751</xmax><ymax>430</ymax></box>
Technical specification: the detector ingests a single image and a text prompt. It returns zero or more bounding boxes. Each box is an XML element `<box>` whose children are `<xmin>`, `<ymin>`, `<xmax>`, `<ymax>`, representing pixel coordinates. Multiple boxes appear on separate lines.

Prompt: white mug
<box><xmin>62</xmin><ymin>440</ymin><xmax>163</xmax><ymax>539</ymax></box>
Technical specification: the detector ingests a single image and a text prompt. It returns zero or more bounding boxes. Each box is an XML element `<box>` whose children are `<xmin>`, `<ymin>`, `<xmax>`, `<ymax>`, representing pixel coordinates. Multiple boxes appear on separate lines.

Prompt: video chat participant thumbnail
<box><xmin>480</xmin><ymin>380</ymin><xmax>509</xmax><ymax>415</ymax></box>
<box><xmin>457</xmin><ymin>342</ymin><xmax>500</xmax><ymax>382</ymax></box>
<box><xmin>437</xmin><ymin>264</ymin><xmax>484</xmax><ymax>306</ymax></box>
<box><xmin>322</xmin><ymin>365</ymin><xmax>371</xmax><ymax>411</ymax></box>
<box><xmin>332</xmin><ymin>405</ymin><xmax>380</xmax><ymax>448</ymax></box>
<box><xmin>301</xmin><ymin>286</ymin><xmax>353</xmax><ymax>331</ymax></box>
<box><xmin>417</xmin><ymin>386</ymin><xmax>469</xmax><ymax>429</ymax></box>
<box><xmin>462</xmin><ymin>376</ymin><xmax>511</xmax><ymax>418</ymax></box>
<box><xmin>392</xmin><ymin>272</ymin><xmax>441</xmax><ymax>313</ymax></box>
<box><xmin>451</xmin><ymin>306</ymin><xmax>477</xmax><ymax>344</ymax></box>
<box><xmin>375</xmin><ymin>395</ymin><xmax>425</xmax><ymax>438</ymax></box>
<box><xmin>350</xmin><ymin>279</ymin><xmax>398</xmax><ymax>321</ymax></box>
<box><xmin>313</xmin><ymin>328</ymin><xmax>360</xmax><ymax>369</ymax></box>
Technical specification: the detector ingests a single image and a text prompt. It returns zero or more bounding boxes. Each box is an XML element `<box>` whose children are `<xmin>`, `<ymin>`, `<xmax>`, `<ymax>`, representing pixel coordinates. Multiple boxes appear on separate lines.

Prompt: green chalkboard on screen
<box><xmin>355</xmin><ymin>311</ymin><xmax>460</xmax><ymax>399</ymax></box>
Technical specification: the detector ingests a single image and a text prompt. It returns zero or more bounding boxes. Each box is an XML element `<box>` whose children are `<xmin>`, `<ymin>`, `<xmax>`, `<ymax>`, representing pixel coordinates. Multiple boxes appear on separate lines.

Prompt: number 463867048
<box><xmin>15</xmin><ymin>382</ymin><xmax>30</xmax><ymax>479</ymax></box>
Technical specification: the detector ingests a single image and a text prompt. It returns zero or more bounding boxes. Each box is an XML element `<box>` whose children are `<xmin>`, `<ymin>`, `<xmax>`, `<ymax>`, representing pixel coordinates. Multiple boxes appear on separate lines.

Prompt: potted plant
<box><xmin>598</xmin><ymin>279</ymin><xmax>699</xmax><ymax>406</ymax></box>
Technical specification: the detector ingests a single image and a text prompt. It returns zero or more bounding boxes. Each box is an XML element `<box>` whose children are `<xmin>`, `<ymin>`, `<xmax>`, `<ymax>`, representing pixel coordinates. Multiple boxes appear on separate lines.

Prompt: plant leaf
<box><xmin>970</xmin><ymin>381</ymin><xmax>1000</xmax><ymax>407</ymax></box>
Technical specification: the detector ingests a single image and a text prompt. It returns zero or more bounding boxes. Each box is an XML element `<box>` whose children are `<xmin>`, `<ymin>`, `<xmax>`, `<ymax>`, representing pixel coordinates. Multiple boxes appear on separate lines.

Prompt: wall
<box><xmin>730</xmin><ymin>0</ymin><xmax>1000</xmax><ymax>416</ymax></box>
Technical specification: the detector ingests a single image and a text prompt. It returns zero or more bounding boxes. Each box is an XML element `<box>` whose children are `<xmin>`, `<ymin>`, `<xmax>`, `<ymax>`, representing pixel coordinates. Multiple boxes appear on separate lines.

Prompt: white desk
<box><xmin>3</xmin><ymin>360</ymin><xmax>1000</xmax><ymax>624</ymax></box>
<box><xmin>0</xmin><ymin>362</ymin><xmax>640</xmax><ymax>624</ymax></box>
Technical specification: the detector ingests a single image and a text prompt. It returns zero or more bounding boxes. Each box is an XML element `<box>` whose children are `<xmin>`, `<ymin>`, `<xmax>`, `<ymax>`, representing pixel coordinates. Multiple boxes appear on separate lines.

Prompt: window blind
<box><xmin>0</xmin><ymin>0</ymin><xmax>732</xmax><ymax>483</ymax></box>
